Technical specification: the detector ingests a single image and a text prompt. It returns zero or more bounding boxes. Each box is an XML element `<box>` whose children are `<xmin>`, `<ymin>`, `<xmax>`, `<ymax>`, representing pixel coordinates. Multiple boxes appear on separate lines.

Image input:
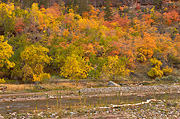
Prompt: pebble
<box><xmin>49</xmin><ymin>96</ymin><xmax>55</xmax><ymax>99</ymax></box>
<box><xmin>55</xmin><ymin>116</ymin><xmax>59</xmax><ymax>118</ymax></box>
<box><xmin>69</xmin><ymin>112</ymin><xmax>74</xmax><ymax>115</ymax></box>
<box><xmin>11</xmin><ymin>112</ymin><xmax>17</xmax><ymax>116</ymax></box>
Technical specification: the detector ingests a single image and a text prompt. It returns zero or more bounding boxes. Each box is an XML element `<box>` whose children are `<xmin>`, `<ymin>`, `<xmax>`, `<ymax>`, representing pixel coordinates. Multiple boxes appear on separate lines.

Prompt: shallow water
<box><xmin>0</xmin><ymin>93</ymin><xmax>179</xmax><ymax>113</ymax></box>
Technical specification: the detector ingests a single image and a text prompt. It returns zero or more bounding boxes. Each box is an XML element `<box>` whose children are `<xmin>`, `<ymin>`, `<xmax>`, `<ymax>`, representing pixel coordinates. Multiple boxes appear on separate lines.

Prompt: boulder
<box><xmin>0</xmin><ymin>86</ymin><xmax>7</xmax><ymax>92</ymax></box>
<box><xmin>0</xmin><ymin>114</ymin><xmax>4</xmax><ymax>119</ymax></box>
<box><xmin>107</xmin><ymin>81</ymin><xmax>119</xmax><ymax>87</ymax></box>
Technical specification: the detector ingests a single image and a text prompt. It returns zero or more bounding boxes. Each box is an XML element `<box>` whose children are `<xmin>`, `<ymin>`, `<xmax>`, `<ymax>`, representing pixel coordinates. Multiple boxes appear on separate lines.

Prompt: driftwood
<box><xmin>99</xmin><ymin>99</ymin><xmax>164</xmax><ymax>109</ymax></box>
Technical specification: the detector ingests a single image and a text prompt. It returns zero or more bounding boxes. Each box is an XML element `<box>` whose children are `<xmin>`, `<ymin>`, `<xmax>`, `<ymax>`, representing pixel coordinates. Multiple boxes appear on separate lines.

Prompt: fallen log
<box><xmin>98</xmin><ymin>99</ymin><xmax>164</xmax><ymax>109</ymax></box>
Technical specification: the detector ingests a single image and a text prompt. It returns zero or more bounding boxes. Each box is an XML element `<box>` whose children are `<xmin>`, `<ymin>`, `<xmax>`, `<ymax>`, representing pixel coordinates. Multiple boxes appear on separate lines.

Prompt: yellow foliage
<box><xmin>139</xmin><ymin>48</ymin><xmax>153</xmax><ymax>58</ymax></box>
<box><xmin>0</xmin><ymin>2</ymin><xmax>14</xmax><ymax>18</ymax></box>
<box><xmin>0</xmin><ymin>36</ymin><xmax>15</xmax><ymax>68</ymax></box>
<box><xmin>60</xmin><ymin>54</ymin><xmax>91</xmax><ymax>82</ymax></box>
<box><xmin>150</xmin><ymin>58</ymin><xmax>162</xmax><ymax>67</ymax></box>
<box><xmin>0</xmin><ymin>78</ymin><xmax>6</xmax><ymax>84</ymax></box>
<box><xmin>21</xmin><ymin>64</ymin><xmax>51</xmax><ymax>82</ymax></box>
<box><xmin>147</xmin><ymin>67</ymin><xmax>163</xmax><ymax>78</ymax></box>
<box><xmin>21</xmin><ymin>64</ymin><xmax>34</xmax><ymax>82</ymax></box>
<box><xmin>33</xmin><ymin>73</ymin><xmax>51</xmax><ymax>82</ymax></box>
<box><xmin>136</xmin><ymin>47</ymin><xmax>153</xmax><ymax>63</ymax></box>
<box><xmin>102</xmin><ymin>56</ymin><xmax>130</xmax><ymax>78</ymax></box>
<box><xmin>21</xmin><ymin>45</ymin><xmax>52</xmax><ymax>68</ymax></box>
<box><xmin>147</xmin><ymin>58</ymin><xmax>172</xmax><ymax>78</ymax></box>
<box><xmin>136</xmin><ymin>53</ymin><xmax>147</xmax><ymax>63</ymax></box>
<box><xmin>34</xmin><ymin>64</ymin><xmax>44</xmax><ymax>75</ymax></box>
<box><xmin>77</xmin><ymin>18</ymin><xmax>100</xmax><ymax>34</ymax></box>
<box><xmin>162</xmin><ymin>66</ymin><xmax>173</xmax><ymax>76</ymax></box>
<box><xmin>63</xmin><ymin>29</ymin><xmax>69</xmax><ymax>37</ymax></box>
<box><xmin>21</xmin><ymin>45</ymin><xmax>52</xmax><ymax>82</ymax></box>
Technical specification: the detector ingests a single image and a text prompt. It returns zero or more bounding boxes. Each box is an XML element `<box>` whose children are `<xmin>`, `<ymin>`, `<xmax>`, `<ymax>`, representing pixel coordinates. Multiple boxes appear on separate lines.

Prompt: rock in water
<box><xmin>107</xmin><ymin>81</ymin><xmax>119</xmax><ymax>87</ymax></box>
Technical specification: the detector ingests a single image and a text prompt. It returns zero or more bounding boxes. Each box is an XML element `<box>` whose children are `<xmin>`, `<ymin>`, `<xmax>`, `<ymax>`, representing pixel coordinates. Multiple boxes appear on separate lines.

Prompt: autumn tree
<box><xmin>147</xmin><ymin>58</ymin><xmax>163</xmax><ymax>78</ymax></box>
<box><xmin>0</xmin><ymin>36</ymin><xmax>15</xmax><ymax>69</ymax></box>
<box><xmin>147</xmin><ymin>58</ymin><xmax>172</xmax><ymax>78</ymax></box>
<box><xmin>163</xmin><ymin>11</ymin><xmax>179</xmax><ymax>26</ymax></box>
<box><xmin>60</xmin><ymin>54</ymin><xmax>91</xmax><ymax>83</ymax></box>
<box><xmin>21</xmin><ymin>45</ymin><xmax>52</xmax><ymax>82</ymax></box>
<box><xmin>0</xmin><ymin>2</ymin><xmax>15</xmax><ymax>34</ymax></box>
<box><xmin>101</xmin><ymin>56</ymin><xmax>130</xmax><ymax>81</ymax></box>
<box><xmin>0</xmin><ymin>1</ymin><xmax>179</xmax><ymax>82</ymax></box>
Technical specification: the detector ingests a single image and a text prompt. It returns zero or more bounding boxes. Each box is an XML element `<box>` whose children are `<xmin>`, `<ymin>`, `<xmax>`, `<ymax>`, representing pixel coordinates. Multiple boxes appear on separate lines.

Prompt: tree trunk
<box><xmin>21</xmin><ymin>0</ymin><xmax>23</xmax><ymax>8</ymax></box>
<box><xmin>131</xmin><ymin>0</ymin><xmax>134</xmax><ymax>7</ymax></box>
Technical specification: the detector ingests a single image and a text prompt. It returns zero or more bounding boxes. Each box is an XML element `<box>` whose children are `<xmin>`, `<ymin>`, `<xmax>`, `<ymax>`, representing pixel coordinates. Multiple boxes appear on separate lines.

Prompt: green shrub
<box><xmin>160</xmin><ymin>75</ymin><xmax>177</xmax><ymax>82</ymax></box>
<box><xmin>141</xmin><ymin>81</ymin><xmax>151</xmax><ymax>85</ymax></box>
<box><xmin>168</xmin><ymin>55</ymin><xmax>180</xmax><ymax>68</ymax></box>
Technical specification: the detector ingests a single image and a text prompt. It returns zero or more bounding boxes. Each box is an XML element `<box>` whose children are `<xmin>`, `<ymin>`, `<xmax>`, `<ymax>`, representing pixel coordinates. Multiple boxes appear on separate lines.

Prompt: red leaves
<box><xmin>104</xmin><ymin>14</ymin><xmax>129</xmax><ymax>29</ymax></box>
<box><xmin>163</xmin><ymin>11</ymin><xmax>180</xmax><ymax>25</ymax></box>
<box><xmin>15</xmin><ymin>18</ymin><xmax>25</xmax><ymax>33</ymax></box>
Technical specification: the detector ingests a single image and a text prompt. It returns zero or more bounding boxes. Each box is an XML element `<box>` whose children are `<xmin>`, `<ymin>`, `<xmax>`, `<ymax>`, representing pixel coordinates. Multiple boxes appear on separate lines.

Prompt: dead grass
<box><xmin>0</xmin><ymin>82</ymin><xmax>87</xmax><ymax>93</ymax></box>
<box><xmin>43</xmin><ymin>82</ymin><xmax>87</xmax><ymax>90</ymax></box>
<box><xmin>0</xmin><ymin>79</ymin><xmax>107</xmax><ymax>93</ymax></box>
<box><xmin>0</xmin><ymin>84</ymin><xmax>33</xmax><ymax>92</ymax></box>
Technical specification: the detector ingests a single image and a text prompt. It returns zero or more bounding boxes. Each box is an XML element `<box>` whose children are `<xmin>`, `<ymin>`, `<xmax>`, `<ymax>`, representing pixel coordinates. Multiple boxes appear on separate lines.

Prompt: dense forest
<box><xmin>0</xmin><ymin>0</ymin><xmax>180</xmax><ymax>83</ymax></box>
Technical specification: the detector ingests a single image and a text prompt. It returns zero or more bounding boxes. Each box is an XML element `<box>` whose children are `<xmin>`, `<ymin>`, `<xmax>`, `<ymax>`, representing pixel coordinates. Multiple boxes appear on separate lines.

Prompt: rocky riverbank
<box><xmin>0</xmin><ymin>84</ymin><xmax>180</xmax><ymax>103</ymax></box>
<box><xmin>79</xmin><ymin>84</ymin><xmax>180</xmax><ymax>94</ymax></box>
<box><xmin>0</xmin><ymin>84</ymin><xmax>180</xmax><ymax>118</ymax></box>
<box><xmin>1</xmin><ymin>98</ymin><xmax>180</xmax><ymax>119</ymax></box>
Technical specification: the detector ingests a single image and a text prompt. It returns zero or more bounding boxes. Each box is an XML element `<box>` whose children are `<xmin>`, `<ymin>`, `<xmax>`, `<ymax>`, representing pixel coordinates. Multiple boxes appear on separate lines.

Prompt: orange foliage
<box><xmin>142</xmin><ymin>14</ymin><xmax>154</xmax><ymax>25</ymax></box>
<box><xmin>163</xmin><ymin>11</ymin><xmax>180</xmax><ymax>25</ymax></box>
<box><xmin>103</xmin><ymin>15</ymin><xmax>129</xmax><ymax>29</ymax></box>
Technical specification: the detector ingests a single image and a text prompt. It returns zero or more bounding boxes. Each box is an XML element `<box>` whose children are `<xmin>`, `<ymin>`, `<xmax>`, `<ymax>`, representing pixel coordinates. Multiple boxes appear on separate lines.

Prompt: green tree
<box><xmin>73</xmin><ymin>0</ymin><xmax>89</xmax><ymax>15</ymax></box>
<box><xmin>104</xmin><ymin>0</ymin><xmax>112</xmax><ymax>20</ymax></box>
<box><xmin>8</xmin><ymin>34</ymin><xmax>30</xmax><ymax>80</ymax></box>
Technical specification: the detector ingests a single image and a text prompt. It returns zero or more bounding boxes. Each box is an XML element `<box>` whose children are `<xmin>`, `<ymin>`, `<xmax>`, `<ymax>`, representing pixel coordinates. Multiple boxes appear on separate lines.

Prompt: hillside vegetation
<box><xmin>0</xmin><ymin>1</ymin><xmax>180</xmax><ymax>84</ymax></box>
